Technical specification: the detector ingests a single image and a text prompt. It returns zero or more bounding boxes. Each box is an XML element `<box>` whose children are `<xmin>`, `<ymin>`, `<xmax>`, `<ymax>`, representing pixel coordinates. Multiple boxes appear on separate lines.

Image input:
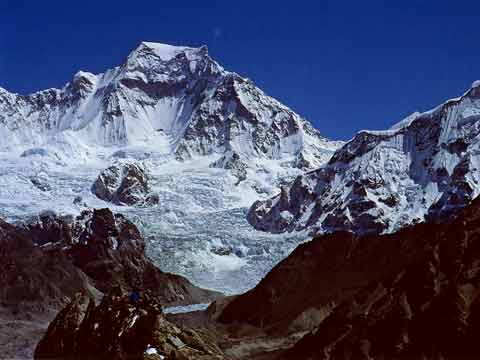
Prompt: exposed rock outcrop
<box><xmin>0</xmin><ymin>217</ymin><xmax>93</xmax><ymax>314</ymax></box>
<box><xmin>22</xmin><ymin>208</ymin><xmax>220</xmax><ymax>305</ymax></box>
<box><xmin>35</xmin><ymin>291</ymin><xmax>224</xmax><ymax>360</ymax></box>
<box><xmin>92</xmin><ymin>162</ymin><xmax>160</xmax><ymax>206</ymax></box>
<box><xmin>0</xmin><ymin>216</ymin><xmax>95</xmax><ymax>359</ymax></box>
<box><xmin>209</xmin><ymin>151</ymin><xmax>247</xmax><ymax>184</ymax></box>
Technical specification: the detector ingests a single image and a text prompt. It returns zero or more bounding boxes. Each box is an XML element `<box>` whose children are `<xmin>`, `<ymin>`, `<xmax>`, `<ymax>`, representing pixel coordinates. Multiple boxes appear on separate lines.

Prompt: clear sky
<box><xmin>0</xmin><ymin>0</ymin><xmax>479</xmax><ymax>140</ymax></box>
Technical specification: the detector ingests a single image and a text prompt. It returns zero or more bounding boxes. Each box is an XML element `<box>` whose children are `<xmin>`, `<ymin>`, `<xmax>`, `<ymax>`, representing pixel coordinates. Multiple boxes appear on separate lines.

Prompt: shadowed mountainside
<box><xmin>221</xmin><ymin>196</ymin><xmax>480</xmax><ymax>359</ymax></box>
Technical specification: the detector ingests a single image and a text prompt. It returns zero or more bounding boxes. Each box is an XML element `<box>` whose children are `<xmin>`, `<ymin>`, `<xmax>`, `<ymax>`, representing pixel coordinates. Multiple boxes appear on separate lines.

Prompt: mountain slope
<box><xmin>283</xmin><ymin>196</ymin><xmax>480</xmax><ymax>360</ymax></box>
<box><xmin>249</xmin><ymin>81</ymin><xmax>480</xmax><ymax>234</ymax></box>
<box><xmin>0</xmin><ymin>42</ymin><xmax>340</xmax><ymax>169</ymax></box>
<box><xmin>221</xmin><ymin>195</ymin><xmax>480</xmax><ymax>359</ymax></box>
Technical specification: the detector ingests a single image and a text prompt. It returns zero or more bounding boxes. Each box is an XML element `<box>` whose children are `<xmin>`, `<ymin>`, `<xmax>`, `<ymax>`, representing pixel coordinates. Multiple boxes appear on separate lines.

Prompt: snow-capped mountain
<box><xmin>0</xmin><ymin>41</ymin><xmax>341</xmax><ymax>295</ymax></box>
<box><xmin>249</xmin><ymin>81</ymin><xmax>480</xmax><ymax>235</ymax></box>
<box><xmin>0</xmin><ymin>42</ymin><xmax>339</xmax><ymax>169</ymax></box>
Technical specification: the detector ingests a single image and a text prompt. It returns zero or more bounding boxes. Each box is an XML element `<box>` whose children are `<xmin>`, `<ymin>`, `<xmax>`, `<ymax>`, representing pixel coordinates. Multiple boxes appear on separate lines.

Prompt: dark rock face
<box><xmin>34</xmin><ymin>293</ymin><xmax>91</xmax><ymax>359</ymax></box>
<box><xmin>0</xmin><ymin>217</ymin><xmax>94</xmax><ymax>359</ymax></box>
<box><xmin>35</xmin><ymin>291</ymin><xmax>224</xmax><ymax>360</ymax></box>
<box><xmin>21</xmin><ymin>210</ymin><xmax>74</xmax><ymax>246</ymax></box>
<box><xmin>92</xmin><ymin>162</ymin><xmax>160</xmax><ymax>206</ymax></box>
<box><xmin>0</xmin><ymin>218</ymin><xmax>91</xmax><ymax>313</ymax></box>
<box><xmin>284</xmin><ymin>202</ymin><xmax>480</xmax><ymax>359</ymax></box>
<box><xmin>223</xmin><ymin>196</ymin><xmax>480</xmax><ymax>359</ymax></box>
<box><xmin>65</xmin><ymin>208</ymin><xmax>221</xmax><ymax>305</ymax></box>
<box><xmin>220</xmin><ymin>229</ymin><xmax>423</xmax><ymax>331</ymax></box>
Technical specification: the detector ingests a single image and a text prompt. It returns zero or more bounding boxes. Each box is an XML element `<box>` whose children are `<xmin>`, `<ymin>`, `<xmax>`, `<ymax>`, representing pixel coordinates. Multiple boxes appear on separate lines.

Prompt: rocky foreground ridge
<box><xmin>0</xmin><ymin>208</ymin><xmax>220</xmax><ymax>358</ymax></box>
<box><xmin>35</xmin><ymin>291</ymin><xmax>224</xmax><ymax>360</ymax></box>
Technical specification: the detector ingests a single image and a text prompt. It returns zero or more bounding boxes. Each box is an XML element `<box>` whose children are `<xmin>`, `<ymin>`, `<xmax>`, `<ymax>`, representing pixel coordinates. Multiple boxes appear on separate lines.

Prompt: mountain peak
<box><xmin>133</xmin><ymin>41</ymin><xmax>207</xmax><ymax>61</ymax></box>
<box><xmin>72</xmin><ymin>70</ymin><xmax>97</xmax><ymax>85</ymax></box>
<box><xmin>0</xmin><ymin>40</ymin><xmax>337</xmax><ymax>173</ymax></box>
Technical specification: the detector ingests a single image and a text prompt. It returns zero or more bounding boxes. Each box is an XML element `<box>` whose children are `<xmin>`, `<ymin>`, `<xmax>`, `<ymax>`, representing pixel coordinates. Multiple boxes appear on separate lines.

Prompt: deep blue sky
<box><xmin>0</xmin><ymin>0</ymin><xmax>479</xmax><ymax>140</ymax></box>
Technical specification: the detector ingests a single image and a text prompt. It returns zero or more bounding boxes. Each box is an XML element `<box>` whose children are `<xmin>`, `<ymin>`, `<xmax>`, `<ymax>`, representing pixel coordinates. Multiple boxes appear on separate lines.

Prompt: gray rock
<box><xmin>91</xmin><ymin>163</ymin><xmax>158</xmax><ymax>206</ymax></box>
<box><xmin>30</xmin><ymin>176</ymin><xmax>52</xmax><ymax>192</ymax></box>
<box><xmin>209</xmin><ymin>151</ymin><xmax>247</xmax><ymax>184</ymax></box>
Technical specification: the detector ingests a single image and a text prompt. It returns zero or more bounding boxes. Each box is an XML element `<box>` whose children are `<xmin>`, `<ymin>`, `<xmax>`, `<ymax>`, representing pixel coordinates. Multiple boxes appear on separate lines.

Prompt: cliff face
<box><xmin>0</xmin><ymin>216</ymin><xmax>92</xmax><ymax>314</ymax></box>
<box><xmin>219</xmin><ymin>225</ymin><xmax>437</xmax><ymax>332</ymax></box>
<box><xmin>15</xmin><ymin>208</ymin><xmax>221</xmax><ymax>306</ymax></box>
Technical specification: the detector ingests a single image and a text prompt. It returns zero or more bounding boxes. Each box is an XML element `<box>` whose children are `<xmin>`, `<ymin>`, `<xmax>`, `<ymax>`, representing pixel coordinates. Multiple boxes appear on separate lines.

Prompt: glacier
<box><xmin>0</xmin><ymin>146</ymin><xmax>310</xmax><ymax>294</ymax></box>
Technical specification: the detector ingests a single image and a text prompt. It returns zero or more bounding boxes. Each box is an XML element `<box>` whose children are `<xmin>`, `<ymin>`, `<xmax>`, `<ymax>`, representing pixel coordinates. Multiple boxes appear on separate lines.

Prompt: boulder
<box><xmin>91</xmin><ymin>162</ymin><xmax>159</xmax><ymax>206</ymax></box>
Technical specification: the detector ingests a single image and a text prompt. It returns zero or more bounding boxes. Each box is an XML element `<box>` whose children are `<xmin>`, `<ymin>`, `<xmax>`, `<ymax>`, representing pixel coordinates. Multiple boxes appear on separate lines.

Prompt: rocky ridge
<box><xmin>249</xmin><ymin>81</ymin><xmax>480</xmax><ymax>234</ymax></box>
<box><xmin>35</xmin><ymin>291</ymin><xmax>224</xmax><ymax>360</ymax></box>
<box><xmin>284</xmin><ymin>196</ymin><xmax>480</xmax><ymax>359</ymax></box>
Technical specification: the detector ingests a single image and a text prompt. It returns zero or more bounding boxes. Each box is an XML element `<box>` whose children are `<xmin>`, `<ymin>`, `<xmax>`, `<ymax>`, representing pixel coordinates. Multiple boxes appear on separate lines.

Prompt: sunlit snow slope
<box><xmin>0</xmin><ymin>42</ymin><xmax>341</xmax><ymax>294</ymax></box>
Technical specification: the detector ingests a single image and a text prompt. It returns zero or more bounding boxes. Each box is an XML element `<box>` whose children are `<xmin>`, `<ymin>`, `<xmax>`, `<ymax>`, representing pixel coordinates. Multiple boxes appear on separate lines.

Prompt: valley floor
<box><xmin>0</xmin><ymin>310</ymin><xmax>54</xmax><ymax>360</ymax></box>
<box><xmin>166</xmin><ymin>301</ymin><xmax>305</xmax><ymax>360</ymax></box>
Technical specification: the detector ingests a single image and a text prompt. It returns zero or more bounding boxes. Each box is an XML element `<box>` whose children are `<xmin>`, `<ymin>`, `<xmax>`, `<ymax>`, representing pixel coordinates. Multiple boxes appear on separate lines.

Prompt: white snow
<box><xmin>0</xmin><ymin>145</ymin><xmax>312</xmax><ymax>293</ymax></box>
<box><xmin>140</xmin><ymin>42</ymin><xmax>192</xmax><ymax>61</ymax></box>
<box><xmin>145</xmin><ymin>345</ymin><xmax>162</xmax><ymax>357</ymax></box>
<box><xmin>164</xmin><ymin>303</ymin><xmax>211</xmax><ymax>314</ymax></box>
<box><xmin>128</xmin><ymin>314</ymin><xmax>139</xmax><ymax>328</ymax></box>
<box><xmin>390</xmin><ymin>111</ymin><xmax>421</xmax><ymax>130</ymax></box>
